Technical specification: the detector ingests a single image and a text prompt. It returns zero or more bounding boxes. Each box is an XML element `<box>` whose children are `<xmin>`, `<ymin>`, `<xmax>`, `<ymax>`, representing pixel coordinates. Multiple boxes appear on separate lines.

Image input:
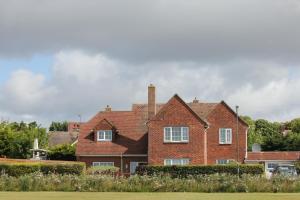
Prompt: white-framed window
<box><xmin>219</xmin><ymin>128</ymin><xmax>232</xmax><ymax>144</ymax></box>
<box><xmin>97</xmin><ymin>130</ymin><xmax>112</xmax><ymax>141</ymax></box>
<box><xmin>92</xmin><ymin>162</ymin><xmax>114</xmax><ymax>167</ymax></box>
<box><xmin>164</xmin><ymin>127</ymin><xmax>189</xmax><ymax>142</ymax></box>
<box><xmin>216</xmin><ymin>159</ymin><xmax>230</xmax><ymax>165</ymax></box>
<box><xmin>164</xmin><ymin>159</ymin><xmax>189</xmax><ymax>166</ymax></box>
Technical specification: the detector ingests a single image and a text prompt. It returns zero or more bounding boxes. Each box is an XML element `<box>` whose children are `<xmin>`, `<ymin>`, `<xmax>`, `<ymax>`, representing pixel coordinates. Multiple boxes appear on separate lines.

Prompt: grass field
<box><xmin>0</xmin><ymin>192</ymin><xmax>299</xmax><ymax>200</ymax></box>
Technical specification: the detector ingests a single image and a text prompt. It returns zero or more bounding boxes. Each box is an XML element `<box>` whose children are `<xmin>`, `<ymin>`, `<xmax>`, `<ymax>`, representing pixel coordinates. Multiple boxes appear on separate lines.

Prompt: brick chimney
<box><xmin>105</xmin><ymin>105</ymin><xmax>112</xmax><ymax>112</ymax></box>
<box><xmin>148</xmin><ymin>84</ymin><xmax>156</xmax><ymax>119</ymax></box>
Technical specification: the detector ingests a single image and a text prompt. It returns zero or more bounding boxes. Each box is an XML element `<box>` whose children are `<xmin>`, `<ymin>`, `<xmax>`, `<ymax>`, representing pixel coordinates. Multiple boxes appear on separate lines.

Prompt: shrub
<box><xmin>0</xmin><ymin>173</ymin><xmax>299</xmax><ymax>192</ymax></box>
<box><xmin>136</xmin><ymin>164</ymin><xmax>264</xmax><ymax>177</ymax></box>
<box><xmin>295</xmin><ymin>161</ymin><xmax>300</xmax><ymax>174</ymax></box>
<box><xmin>0</xmin><ymin>161</ymin><xmax>85</xmax><ymax>176</ymax></box>
<box><xmin>86</xmin><ymin>166</ymin><xmax>119</xmax><ymax>175</ymax></box>
<box><xmin>0</xmin><ymin>163</ymin><xmax>40</xmax><ymax>177</ymax></box>
<box><xmin>47</xmin><ymin>144</ymin><xmax>76</xmax><ymax>161</ymax></box>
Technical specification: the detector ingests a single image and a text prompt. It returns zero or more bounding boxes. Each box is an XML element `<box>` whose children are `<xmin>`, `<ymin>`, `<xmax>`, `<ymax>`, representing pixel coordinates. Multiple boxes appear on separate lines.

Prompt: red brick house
<box><xmin>76</xmin><ymin>85</ymin><xmax>248</xmax><ymax>174</ymax></box>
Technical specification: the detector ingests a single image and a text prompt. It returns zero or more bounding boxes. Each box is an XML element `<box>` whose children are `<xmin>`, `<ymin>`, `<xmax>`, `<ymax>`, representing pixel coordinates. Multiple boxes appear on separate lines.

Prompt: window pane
<box><xmin>181</xmin><ymin>159</ymin><xmax>189</xmax><ymax>165</ymax></box>
<box><xmin>182</xmin><ymin>127</ymin><xmax>189</xmax><ymax>141</ymax></box>
<box><xmin>105</xmin><ymin>131</ymin><xmax>112</xmax><ymax>140</ymax></box>
<box><xmin>226</xmin><ymin>129</ymin><xmax>232</xmax><ymax>143</ymax></box>
<box><xmin>164</xmin><ymin>128</ymin><xmax>171</xmax><ymax>141</ymax></box>
<box><xmin>172</xmin><ymin>159</ymin><xmax>181</xmax><ymax>165</ymax></box>
<box><xmin>220</xmin><ymin>129</ymin><xmax>226</xmax><ymax>143</ymax></box>
<box><xmin>217</xmin><ymin>160</ymin><xmax>228</xmax><ymax>164</ymax></box>
<box><xmin>164</xmin><ymin>159</ymin><xmax>172</xmax><ymax>166</ymax></box>
<box><xmin>99</xmin><ymin>131</ymin><xmax>105</xmax><ymax>140</ymax></box>
<box><xmin>172</xmin><ymin>127</ymin><xmax>181</xmax><ymax>141</ymax></box>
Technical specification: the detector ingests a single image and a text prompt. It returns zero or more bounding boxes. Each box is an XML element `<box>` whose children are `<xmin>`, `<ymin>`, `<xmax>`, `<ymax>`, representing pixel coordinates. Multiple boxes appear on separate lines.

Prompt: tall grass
<box><xmin>0</xmin><ymin>173</ymin><xmax>299</xmax><ymax>192</ymax></box>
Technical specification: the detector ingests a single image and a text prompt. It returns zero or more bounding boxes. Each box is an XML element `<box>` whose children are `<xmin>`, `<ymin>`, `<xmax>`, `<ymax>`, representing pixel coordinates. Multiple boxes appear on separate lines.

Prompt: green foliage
<box><xmin>241</xmin><ymin>116</ymin><xmax>263</xmax><ymax>150</ymax></box>
<box><xmin>49</xmin><ymin>121</ymin><xmax>68</xmax><ymax>132</ymax></box>
<box><xmin>241</xmin><ymin>116</ymin><xmax>300</xmax><ymax>151</ymax></box>
<box><xmin>0</xmin><ymin>121</ymin><xmax>47</xmax><ymax>159</ymax></box>
<box><xmin>0</xmin><ymin>173</ymin><xmax>299</xmax><ymax>192</ymax></box>
<box><xmin>135</xmin><ymin>164</ymin><xmax>264</xmax><ymax>177</ymax></box>
<box><xmin>290</xmin><ymin>118</ymin><xmax>300</xmax><ymax>133</ymax></box>
<box><xmin>0</xmin><ymin>161</ymin><xmax>85</xmax><ymax>176</ymax></box>
<box><xmin>295</xmin><ymin>162</ymin><xmax>300</xmax><ymax>174</ymax></box>
<box><xmin>47</xmin><ymin>144</ymin><xmax>76</xmax><ymax>161</ymax></box>
<box><xmin>86</xmin><ymin>166</ymin><xmax>119</xmax><ymax>175</ymax></box>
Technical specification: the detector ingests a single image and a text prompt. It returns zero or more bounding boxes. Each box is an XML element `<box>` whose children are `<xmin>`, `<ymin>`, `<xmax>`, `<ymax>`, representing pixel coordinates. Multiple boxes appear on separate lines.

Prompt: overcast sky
<box><xmin>0</xmin><ymin>0</ymin><xmax>300</xmax><ymax>126</ymax></box>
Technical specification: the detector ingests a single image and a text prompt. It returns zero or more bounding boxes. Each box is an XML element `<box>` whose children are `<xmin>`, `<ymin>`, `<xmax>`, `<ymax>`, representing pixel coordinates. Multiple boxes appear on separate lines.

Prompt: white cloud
<box><xmin>227</xmin><ymin>79</ymin><xmax>300</xmax><ymax>121</ymax></box>
<box><xmin>0</xmin><ymin>70</ymin><xmax>57</xmax><ymax>114</ymax></box>
<box><xmin>0</xmin><ymin>50</ymin><xmax>299</xmax><ymax>126</ymax></box>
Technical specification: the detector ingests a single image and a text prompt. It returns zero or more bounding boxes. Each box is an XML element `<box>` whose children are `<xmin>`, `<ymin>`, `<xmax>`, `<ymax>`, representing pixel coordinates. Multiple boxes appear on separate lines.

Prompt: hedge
<box><xmin>0</xmin><ymin>162</ymin><xmax>85</xmax><ymax>176</ymax></box>
<box><xmin>136</xmin><ymin>164</ymin><xmax>264</xmax><ymax>177</ymax></box>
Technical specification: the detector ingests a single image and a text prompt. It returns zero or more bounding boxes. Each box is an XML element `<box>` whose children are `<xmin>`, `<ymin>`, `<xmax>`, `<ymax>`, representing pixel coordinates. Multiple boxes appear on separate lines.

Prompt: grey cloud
<box><xmin>0</xmin><ymin>50</ymin><xmax>299</xmax><ymax>126</ymax></box>
<box><xmin>1</xmin><ymin>0</ymin><xmax>300</xmax><ymax>63</ymax></box>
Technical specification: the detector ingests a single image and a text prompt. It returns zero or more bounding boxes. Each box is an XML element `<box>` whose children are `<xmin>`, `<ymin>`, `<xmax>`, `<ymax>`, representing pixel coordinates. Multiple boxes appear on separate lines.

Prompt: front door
<box><xmin>130</xmin><ymin>162</ymin><xmax>139</xmax><ymax>174</ymax></box>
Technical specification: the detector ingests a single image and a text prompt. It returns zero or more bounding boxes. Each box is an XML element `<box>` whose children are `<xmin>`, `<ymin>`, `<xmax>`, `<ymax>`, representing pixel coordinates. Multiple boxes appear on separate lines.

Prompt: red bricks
<box><xmin>205</xmin><ymin>102</ymin><xmax>248</xmax><ymax>164</ymax></box>
<box><xmin>148</xmin><ymin>95</ymin><xmax>207</xmax><ymax>165</ymax></box>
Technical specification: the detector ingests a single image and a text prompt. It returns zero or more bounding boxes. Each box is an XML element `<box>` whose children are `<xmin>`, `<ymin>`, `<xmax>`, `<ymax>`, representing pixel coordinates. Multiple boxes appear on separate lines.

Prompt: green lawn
<box><xmin>0</xmin><ymin>193</ymin><xmax>299</xmax><ymax>200</ymax></box>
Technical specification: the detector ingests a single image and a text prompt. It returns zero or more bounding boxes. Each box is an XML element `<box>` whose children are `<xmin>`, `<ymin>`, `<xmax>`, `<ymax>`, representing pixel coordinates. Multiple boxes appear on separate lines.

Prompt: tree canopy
<box><xmin>0</xmin><ymin>121</ymin><xmax>47</xmax><ymax>159</ymax></box>
<box><xmin>241</xmin><ymin>116</ymin><xmax>300</xmax><ymax>151</ymax></box>
<box><xmin>49</xmin><ymin>121</ymin><xmax>68</xmax><ymax>132</ymax></box>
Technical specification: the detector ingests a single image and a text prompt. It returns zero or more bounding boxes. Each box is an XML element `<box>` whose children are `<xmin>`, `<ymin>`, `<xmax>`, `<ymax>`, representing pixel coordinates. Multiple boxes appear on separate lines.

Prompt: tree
<box><xmin>290</xmin><ymin>118</ymin><xmax>300</xmax><ymax>133</ymax></box>
<box><xmin>0</xmin><ymin>121</ymin><xmax>47</xmax><ymax>159</ymax></box>
<box><xmin>47</xmin><ymin>144</ymin><xmax>76</xmax><ymax>161</ymax></box>
<box><xmin>241</xmin><ymin>116</ymin><xmax>263</xmax><ymax>150</ymax></box>
<box><xmin>49</xmin><ymin>121</ymin><xmax>68</xmax><ymax>132</ymax></box>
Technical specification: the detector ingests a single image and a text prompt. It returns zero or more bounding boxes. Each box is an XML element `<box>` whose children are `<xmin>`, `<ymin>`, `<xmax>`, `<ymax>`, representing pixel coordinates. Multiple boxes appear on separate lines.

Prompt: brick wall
<box><xmin>148</xmin><ymin>96</ymin><xmax>206</xmax><ymax>165</ymax></box>
<box><xmin>206</xmin><ymin>103</ymin><xmax>247</xmax><ymax>164</ymax></box>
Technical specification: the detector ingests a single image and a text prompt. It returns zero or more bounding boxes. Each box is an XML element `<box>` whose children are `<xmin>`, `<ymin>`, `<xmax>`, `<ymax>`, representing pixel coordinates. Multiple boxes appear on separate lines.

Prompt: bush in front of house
<box><xmin>135</xmin><ymin>164</ymin><xmax>264</xmax><ymax>177</ymax></box>
<box><xmin>86</xmin><ymin>166</ymin><xmax>119</xmax><ymax>175</ymax></box>
<box><xmin>295</xmin><ymin>162</ymin><xmax>300</xmax><ymax>174</ymax></box>
<box><xmin>47</xmin><ymin>144</ymin><xmax>76</xmax><ymax>161</ymax></box>
<box><xmin>0</xmin><ymin>173</ymin><xmax>299</xmax><ymax>192</ymax></box>
<box><xmin>0</xmin><ymin>161</ymin><xmax>85</xmax><ymax>176</ymax></box>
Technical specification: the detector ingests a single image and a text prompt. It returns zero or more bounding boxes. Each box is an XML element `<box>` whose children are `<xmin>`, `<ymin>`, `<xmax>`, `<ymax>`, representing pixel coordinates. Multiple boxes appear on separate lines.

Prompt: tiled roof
<box><xmin>77</xmin><ymin>99</ymin><xmax>222</xmax><ymax>156</ymax></box>
<box><xmin>76</xmin><ymin>111</ymin><xmax>148</xmax><ymax>155</ymax></box>
<box><xmin>48</xmin><ymin>131</ymin><xmax>79</xmax><ymax>147</ymax></box>
<box><xmin>187</xmin><ymin>102</ymin><xmax>219</xmax><ymax>119</ymax></box>
<box><xmin>246</xmin><ymin>152</ymin><xmax>300</xmax><ymax>161</ymax></box>
<box><xmin>132</xmin><ymin>101</ymin><xmax>219</xmax><ymax>120</ymax></box>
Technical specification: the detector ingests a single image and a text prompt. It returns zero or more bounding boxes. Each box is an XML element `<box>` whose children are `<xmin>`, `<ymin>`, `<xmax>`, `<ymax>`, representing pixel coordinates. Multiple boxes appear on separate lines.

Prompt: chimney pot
<box><xmin>193</xmin><ymin>97</ymin><xmax>199</xmax><ymax>103</ymax></box>
<box><xmin>105</xmin><ymin>105</ymin><xmax>112</xmax><ymax>112</ymax></box>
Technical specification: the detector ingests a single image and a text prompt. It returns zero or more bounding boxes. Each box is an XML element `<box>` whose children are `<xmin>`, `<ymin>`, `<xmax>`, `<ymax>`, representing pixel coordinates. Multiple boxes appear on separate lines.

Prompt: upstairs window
<box><xmin>219</xmin><ymin>128</ymin><xmax>232</xmax><ymax>144</ymax></box>
<box><xmin>97</xmin><ymin>130</ymin><xmax>112</xmax><ymax>141</ymax></box>
<box><xmin>164</xmin><ymin>159</ymin><xmax>189</xmax><ymax>166</ymax></box>
<box><xmin>164</xmin><ymin>127</ymin><xmax>189</xmax><ymax>142</ymax></box>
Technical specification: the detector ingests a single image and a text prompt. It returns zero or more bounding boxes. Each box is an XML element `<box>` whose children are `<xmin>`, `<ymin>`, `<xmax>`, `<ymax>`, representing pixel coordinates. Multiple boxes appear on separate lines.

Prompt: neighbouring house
<box><xmin>76</xmin><ymin>85</ymin><xmax>248</xmax><ymax>174</ymax></box>
<box><xmin>245</xmin><ymin>151</ymin><xmax>300</xmax><ymax>177</ymax></box>
<box><xmin>48</xmin><ymin>122</ymin><xmax>81</xmax><ymax>147</ymax></box>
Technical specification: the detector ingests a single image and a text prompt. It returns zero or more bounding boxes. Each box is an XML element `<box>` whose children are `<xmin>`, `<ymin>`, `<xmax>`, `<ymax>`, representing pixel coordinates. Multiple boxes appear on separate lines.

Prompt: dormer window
<box><xmin>97</xmin><ymin>130</ymin><xmax>112</xmax><ymax>141</ymax></box>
